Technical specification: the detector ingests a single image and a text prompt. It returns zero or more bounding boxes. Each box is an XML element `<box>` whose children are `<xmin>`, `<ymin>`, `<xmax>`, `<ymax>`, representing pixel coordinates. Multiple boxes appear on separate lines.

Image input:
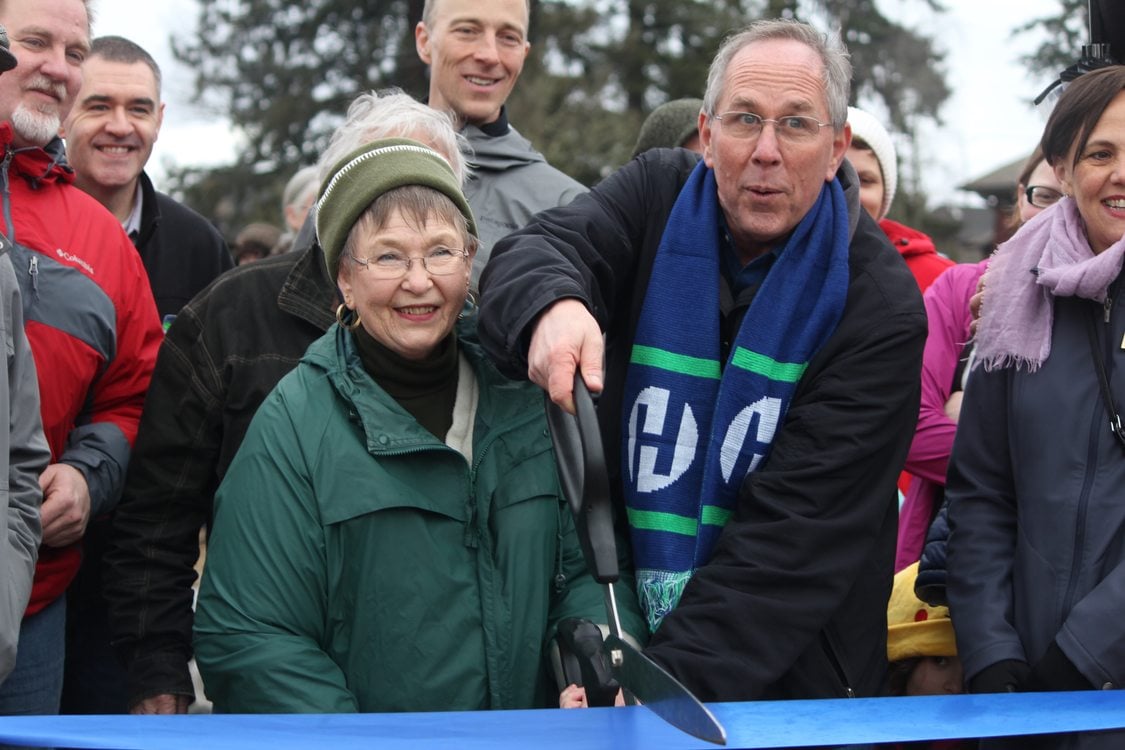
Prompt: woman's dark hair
<box><xmin>883</xmin><ymin>656</ymin><xmax>920</xmax><ymax>697</ymax></box>
<box><xmin>1041</xmin><ymin>65</ymin><xmax>1125</xmax><ymax>169</ymax></box>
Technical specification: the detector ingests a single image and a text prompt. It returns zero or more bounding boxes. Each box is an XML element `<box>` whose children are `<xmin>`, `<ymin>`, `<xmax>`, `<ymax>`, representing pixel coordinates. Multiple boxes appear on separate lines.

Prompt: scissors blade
<box><xmin>605</xmin><ymin>634</ymin><xmax>727</xmax><ymax>746</ymax></box>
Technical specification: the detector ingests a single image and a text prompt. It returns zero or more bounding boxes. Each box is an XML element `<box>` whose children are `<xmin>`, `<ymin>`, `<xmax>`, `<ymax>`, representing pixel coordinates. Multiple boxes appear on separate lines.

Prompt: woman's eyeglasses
<box><xmin>1025</xmin><ymin>185</ymin><xmax>1064</xmax><ymax>209</ymax></box>
<box><xmin>348</xmin><ymin>247</ymin><xmax>469</xmax><ymax>279</ymax></box>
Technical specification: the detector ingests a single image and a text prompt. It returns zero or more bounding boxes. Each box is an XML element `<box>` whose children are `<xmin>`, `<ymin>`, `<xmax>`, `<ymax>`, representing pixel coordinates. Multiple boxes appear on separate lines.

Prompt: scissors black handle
<box><xmin>545</xmin><ymin>373</ymin><xmax>619</xmax><ymax>584</ymax></box>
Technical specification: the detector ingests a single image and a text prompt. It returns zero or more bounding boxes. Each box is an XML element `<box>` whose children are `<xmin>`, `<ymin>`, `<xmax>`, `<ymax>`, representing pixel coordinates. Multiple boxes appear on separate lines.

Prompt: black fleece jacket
<box><xmin>104</xmin><ymin>218</ymin><xmax>335</xmax><ymax>706</ymax></box>
<box><xmin>133</xmin><ymin>171</ymin><xmax>233</xmax><ymax>320</ymax></box>
<box><xmin>479</xmin><ymin>148</ymin><xmax>926</xmax><ymax>701</ymax></box>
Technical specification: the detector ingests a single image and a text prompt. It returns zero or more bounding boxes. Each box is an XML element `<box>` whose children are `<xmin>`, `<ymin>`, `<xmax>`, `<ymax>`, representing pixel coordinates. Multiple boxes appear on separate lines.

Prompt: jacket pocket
<box><xmin>321</xmin><ymin>451</ymin><xmax>468</xmax><ymax>526</ymax></box>
<box><xmin>488</xmin><ymin>441</ymin><xmax>559</xmax><ymax>542</ymax></box>
<box><xmin>1013</xmin><ymin>526</ymin><xmax>1062</xmax><ymax>661</ymax></box>
<box><xmin>491</xmin><ymin>442</ymin><xmax>557</xmax><ymax>510</ymax></box>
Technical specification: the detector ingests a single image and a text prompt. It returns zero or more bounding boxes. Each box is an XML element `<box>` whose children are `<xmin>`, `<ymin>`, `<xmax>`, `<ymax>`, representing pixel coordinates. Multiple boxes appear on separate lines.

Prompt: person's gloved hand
<box><xmin>1027</xmin><ymin>642</ymin><xmax>1090</xmax><ymax>692</ymax></box>
<box><xmin>969</xmin><ymin>659</ymin><xmax>1031</xmax><ymax>693</ymax></box>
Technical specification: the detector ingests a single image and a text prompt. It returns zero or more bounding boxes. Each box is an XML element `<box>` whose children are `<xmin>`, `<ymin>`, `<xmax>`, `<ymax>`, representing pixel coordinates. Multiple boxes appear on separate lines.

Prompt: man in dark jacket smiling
<box><xmin>63</xmin><ymin>36</ymin><xmax>231</xmax><ymax>323</ymax></box>
<box><xmin>479</xmin><ymin>18</ymin><xmax>926</xmax><ymax>701</ymax></box>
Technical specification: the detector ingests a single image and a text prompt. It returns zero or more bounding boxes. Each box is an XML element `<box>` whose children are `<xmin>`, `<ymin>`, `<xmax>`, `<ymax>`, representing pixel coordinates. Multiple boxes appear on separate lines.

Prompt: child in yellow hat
<box><xmin>885</xmin><ymin>562</ymin><xmax>963</xmax><ymax>697</ymax></box>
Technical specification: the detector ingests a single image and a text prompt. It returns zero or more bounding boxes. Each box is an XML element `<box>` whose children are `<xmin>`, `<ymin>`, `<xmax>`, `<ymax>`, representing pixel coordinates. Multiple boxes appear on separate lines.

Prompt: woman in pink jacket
<box><xmin>895</xmin><ymin>146</ymin><xmax>1064</xmax><ymax>570</ymax></box>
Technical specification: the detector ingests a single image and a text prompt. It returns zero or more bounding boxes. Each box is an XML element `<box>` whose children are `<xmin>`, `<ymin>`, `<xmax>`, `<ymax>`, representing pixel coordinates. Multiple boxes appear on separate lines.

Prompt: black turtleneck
<box><xmin>477</xmin><ymin>106</ymin><xmax>510</xmax><ymax>138</ymax></box>
<box><xmin>353</xmin><ymin>325</ymin><xmax>460</xmax><ymax>441</ymax></box>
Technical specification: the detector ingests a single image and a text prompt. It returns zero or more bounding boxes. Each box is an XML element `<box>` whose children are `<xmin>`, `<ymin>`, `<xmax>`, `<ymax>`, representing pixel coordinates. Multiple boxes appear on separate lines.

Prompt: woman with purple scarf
<box><xmin>945</xmin><ymin>66</ymin><xmax>1125</xmax><ymax>749</ymax></box>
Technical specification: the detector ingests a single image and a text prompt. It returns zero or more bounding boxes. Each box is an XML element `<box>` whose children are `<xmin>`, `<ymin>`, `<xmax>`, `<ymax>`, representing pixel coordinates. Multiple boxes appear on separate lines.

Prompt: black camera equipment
<box><xmin>1033</xmin><ymin>0</ymin><xmax>1123</xmax><ymax>106</ymax></box>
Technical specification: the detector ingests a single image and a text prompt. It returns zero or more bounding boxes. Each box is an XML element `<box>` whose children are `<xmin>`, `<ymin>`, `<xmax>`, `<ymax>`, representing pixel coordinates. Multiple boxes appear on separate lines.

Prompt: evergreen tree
<box><xmin>1014</xmin><ymin>0</ymin><xmax>1088</xmax><ymax>79</ymax></box>
<box><xmin>518</xmin><ymin>0</ymin><xmax>949</xmax><ymax>201</ymax></box>
<box><xmin>170</xmin><ymin>0</ymin><xmax>952</xmax><ymax>231</ymax></box>
<box><xmin>170</xmin><ymin>0</ymin><xmax>427</xmax><ymax>232</ymax></box>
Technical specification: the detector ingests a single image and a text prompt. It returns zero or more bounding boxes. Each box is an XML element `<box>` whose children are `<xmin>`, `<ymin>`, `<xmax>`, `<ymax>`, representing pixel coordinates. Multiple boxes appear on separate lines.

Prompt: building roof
<box><xmin>959</xmin><ymin>155</ymin><xmax>1025</xmax><ymax>200</ymax></box>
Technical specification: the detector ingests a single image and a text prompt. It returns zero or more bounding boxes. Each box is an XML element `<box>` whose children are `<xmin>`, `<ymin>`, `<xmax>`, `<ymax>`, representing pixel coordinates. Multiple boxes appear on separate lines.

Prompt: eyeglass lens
<box><xmin>1026</xmin><ymin>186</ymin><xmax>1063</xmax><ymax>208</ymax></box>
<box><xmin>358</xmin><ymin>249</ymin><xmax>467</xmax><ymax>278</ymax></box>
<box><xmin>715</xmin><ymin>112</ymin><xmax>822</xmax><ymax>142</ymax></box>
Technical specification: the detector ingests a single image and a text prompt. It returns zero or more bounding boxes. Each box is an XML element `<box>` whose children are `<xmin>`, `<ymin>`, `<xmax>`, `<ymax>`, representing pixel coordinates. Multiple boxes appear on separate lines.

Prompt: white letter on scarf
<box><xmin>719</xmin><ymin>396</ymin><xmax>782</xmax><ymax>482</ymax></box>
<box><xmin>627</xmin><ymin>387</ymin><xmax>698</xmax><ymax>493</ymax></box>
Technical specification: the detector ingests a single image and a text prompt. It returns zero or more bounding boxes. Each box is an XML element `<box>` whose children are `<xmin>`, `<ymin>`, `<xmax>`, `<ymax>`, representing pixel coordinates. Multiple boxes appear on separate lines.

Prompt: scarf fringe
<box><xmin>979</xmin><ymin>352</ymin><xmax>1042</xmax><ymax>374</ymax></box>
<box><xmin>636</xmin><ymin>569</ymin><xmax>693</xmax><ymax>634</ymax></box>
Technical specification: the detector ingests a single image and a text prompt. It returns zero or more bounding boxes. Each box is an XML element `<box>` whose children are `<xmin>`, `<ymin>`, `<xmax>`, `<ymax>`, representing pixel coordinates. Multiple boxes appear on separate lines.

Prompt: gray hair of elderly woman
<box><xmin>316</xmin><ymin>89</ymin><xmax>468</xmax><ymax>185</ymax></box>
<box><xmin>1041</xmin><ymin>65</ymin><xmax>1125</xmax><ymax>170</ymax></box>
<box><xmin>701</xmin><ymin>19</ymin><xmax>852</xmax><ymax>131</ymax></box>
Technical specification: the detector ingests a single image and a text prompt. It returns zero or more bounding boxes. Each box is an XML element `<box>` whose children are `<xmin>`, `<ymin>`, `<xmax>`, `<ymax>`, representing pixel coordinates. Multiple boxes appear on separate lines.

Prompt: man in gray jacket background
<box><xmin>0</xmin><ymin>21</ymin><xmax>50</xmax><ymax>692</ymax></box>
<box><xmin>0</xmin><ymin>233</ymin><xmax>49</xmax><ymax>688</ymax></box>
<box><xmin>415</xmin><ymin>0</ymin><xmax>586</xmax><ymax>291</ymax></box>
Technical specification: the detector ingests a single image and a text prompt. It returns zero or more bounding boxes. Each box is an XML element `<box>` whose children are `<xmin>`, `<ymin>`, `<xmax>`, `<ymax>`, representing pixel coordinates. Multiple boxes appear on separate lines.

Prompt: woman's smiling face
<box><xmin>337</xmin><ymin>204</ymin><xmax>474</xmax><ymax>360</ymax></box>
<box><xmin>1055</xmin><ymin>89</ymin><xmax>1125</xmax><ymax>255</ymax></box>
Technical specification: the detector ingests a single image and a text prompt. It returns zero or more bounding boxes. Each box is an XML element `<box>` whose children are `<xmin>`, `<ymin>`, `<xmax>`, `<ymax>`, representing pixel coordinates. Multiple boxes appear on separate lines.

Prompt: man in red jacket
<box><xmin>62</xmin><ymin>35</ymin><xmax>232</xmax><ymax>322</ymax></box>
<box><xmin>0</xmin><ymin>0</ymin><xmax>162</xmax><ymax>716</ymax></box>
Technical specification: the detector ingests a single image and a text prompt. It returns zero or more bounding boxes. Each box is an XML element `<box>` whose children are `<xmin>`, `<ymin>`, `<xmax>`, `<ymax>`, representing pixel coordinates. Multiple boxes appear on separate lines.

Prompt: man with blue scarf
<box><xmin>479</xmin><ymin>19</ymin><xmax>926</xmax><ymax>702</ymax></box>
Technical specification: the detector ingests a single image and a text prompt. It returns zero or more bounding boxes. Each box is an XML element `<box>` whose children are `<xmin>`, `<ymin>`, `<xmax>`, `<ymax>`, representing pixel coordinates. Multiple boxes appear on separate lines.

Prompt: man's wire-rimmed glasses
<box><xmin>712</xmin><ymin>111</ymin><xmax>829</xmax><ymax>143</ymax></box>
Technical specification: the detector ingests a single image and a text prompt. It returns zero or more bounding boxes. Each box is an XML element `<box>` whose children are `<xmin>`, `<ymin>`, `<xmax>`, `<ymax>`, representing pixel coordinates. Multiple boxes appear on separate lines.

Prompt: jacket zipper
<box><xmin>1063</xmin><ymin>401</ymin><xmax>1099</xmax><ymax>615</ymax></box>
<box><xmin>28</xmin><ymin>255</ymin><xmax>38</xmax><ymax>298</ymax></box>
<box><xmin>820</xmin><ymin>631</ymin><xmax>855</xmax><ymax>697</ymax></box>
<box><xmin>1063</xmin><ymin>299</ymin><xmax>1112</xmax><ymax>612</ymax></box>
<box><xmin>0</xmin><ymin>147</ymin><xmax>13</xmax><ymax>243</ymax></box>
<box><xmin>341</xmin><ymin>358</ymin><xmax>547</xmax><ymax>712</ymax></box>
<box><xmin>463</xmin><ymin>460</ymin><xmax>482</xmax><ymax>550</ymax></box>
<box><xmin>459</xmin><ymin>411</ymin><xmax>540</xmax><ymax>547</ymax></box>
<box><xmin>462</xmin><ymin>418</ymin><xmax>538</xmax><ymax>712</ymax></box>
<box><xmin>553</xmin><ymin>499</ymin><xmax>568</xmax><ymax>592</ymax></box>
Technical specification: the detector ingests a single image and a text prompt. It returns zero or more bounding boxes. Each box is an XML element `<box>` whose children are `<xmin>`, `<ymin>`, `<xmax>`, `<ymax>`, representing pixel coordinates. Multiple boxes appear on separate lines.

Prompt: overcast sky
<box><xmin>90</xmin><ymin>0</ymin><xmax>1066</xmax><ymax>207</ymax></box>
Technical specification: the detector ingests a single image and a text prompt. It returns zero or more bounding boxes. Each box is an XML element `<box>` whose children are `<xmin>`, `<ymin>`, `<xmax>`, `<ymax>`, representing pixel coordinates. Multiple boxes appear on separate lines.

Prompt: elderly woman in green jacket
<box><xmin>193</xmin><ymin>138</ymin><xmax>645</xmax><ymax>713</ymax></box>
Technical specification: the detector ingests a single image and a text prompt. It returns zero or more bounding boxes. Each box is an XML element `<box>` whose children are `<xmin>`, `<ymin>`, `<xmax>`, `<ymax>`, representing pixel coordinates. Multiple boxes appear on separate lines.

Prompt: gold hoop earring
<box><xmin>336</xmin><ymin>303</ymin><xmax>361</xmax><ymax>331</ymax></box>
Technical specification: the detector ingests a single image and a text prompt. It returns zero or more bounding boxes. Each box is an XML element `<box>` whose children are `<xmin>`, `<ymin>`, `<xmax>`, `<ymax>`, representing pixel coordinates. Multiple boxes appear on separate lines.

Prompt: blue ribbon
<box><xmin>0</xmin><ymin>692</ymin><xmax>1122</xmax><ymax>749</ymax></box>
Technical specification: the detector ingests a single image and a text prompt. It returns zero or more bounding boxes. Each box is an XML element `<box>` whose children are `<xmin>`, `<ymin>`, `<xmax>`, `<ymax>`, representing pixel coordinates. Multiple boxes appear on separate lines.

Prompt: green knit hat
<box><xmin>632</xmin><ymin>98</ymin><xmax>704</xmax><ymax>157</ymax></box>
<box><xmin>316</xmin><ymin>137</ymin><xmax>477</xmax><ymax>279</ymax></box>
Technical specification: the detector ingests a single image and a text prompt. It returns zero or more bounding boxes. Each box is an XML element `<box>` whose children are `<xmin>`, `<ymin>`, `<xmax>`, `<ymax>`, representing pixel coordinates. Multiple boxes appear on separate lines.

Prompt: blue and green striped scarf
<box><xmin>622</xmin><ymin>161</ymin><xmax>849</xmax><ymax>633</ymax></box>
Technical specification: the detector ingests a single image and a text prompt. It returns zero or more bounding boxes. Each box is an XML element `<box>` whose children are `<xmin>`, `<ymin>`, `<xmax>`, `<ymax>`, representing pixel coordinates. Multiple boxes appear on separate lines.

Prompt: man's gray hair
<box><xmin>317</xmin><ymin>89</ymin><xmax>468</xmax><ymax>185</ymax></box>
<box><xmin>702</xmin><ymin>19</ymin><xmax>851</xmax><ymax>131</ymax></box>
<box><xmin>0</xmin><ymin>0</ymin><xmax>94</xmax><ymax>38</ymax></box>
<box><xmin>421</xmin><ymin>0</ymin><xmax>530</xmax><ymax>28</ymax></box>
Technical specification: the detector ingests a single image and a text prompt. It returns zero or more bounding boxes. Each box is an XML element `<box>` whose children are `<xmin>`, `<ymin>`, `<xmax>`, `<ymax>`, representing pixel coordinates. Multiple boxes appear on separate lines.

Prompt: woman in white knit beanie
<box><xmin>845</xmin><ymin>105</ymin><xmax>897</xmax><ymax>222</ymax></box>
<box><xmin>845</xmin><ymin>106</ymin><xmax>953</xmax><ymax>294</ymax></box>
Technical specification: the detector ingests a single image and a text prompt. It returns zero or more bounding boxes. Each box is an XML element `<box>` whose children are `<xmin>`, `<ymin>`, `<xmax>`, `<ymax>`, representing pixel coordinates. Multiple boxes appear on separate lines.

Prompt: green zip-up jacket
<box><xmin>194</xmin><ymin>323</ymin><xmax>643</xmax><ymax>712</ymax></box>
